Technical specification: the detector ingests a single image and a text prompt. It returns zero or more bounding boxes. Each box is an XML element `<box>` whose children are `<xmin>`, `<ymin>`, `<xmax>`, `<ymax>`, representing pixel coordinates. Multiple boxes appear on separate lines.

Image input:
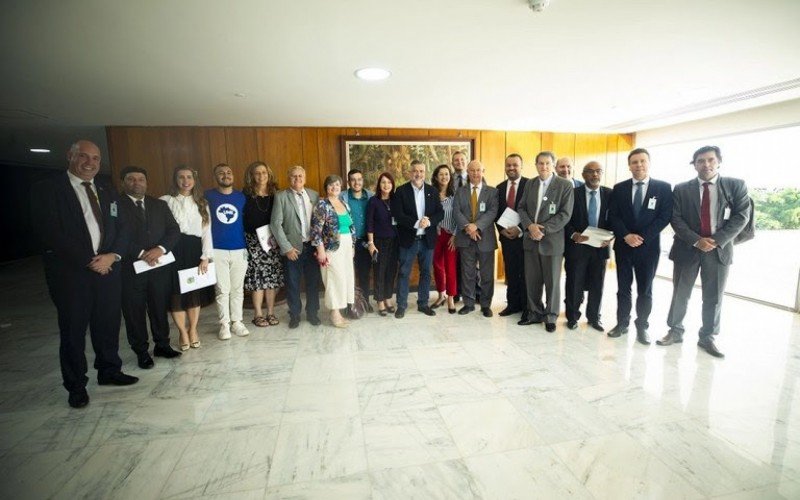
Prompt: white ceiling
<box><xmin>1</xmin><ymin>0</ymin><xmax>799</xmax><ymax>167</ymax></box>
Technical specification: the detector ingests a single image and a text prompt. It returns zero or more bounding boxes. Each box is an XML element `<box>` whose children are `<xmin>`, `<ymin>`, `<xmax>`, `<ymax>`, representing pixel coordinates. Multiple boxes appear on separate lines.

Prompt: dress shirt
<box><xmin>292</xmin><ymin>188</ymin><xmax>313</xmax><ymax>241</ymax></box>
<box><xmin>412</xmin><ymin>183</ymin><xmax>426</xmax><ymax>235</ymax></box>
<box><xmin>535</xmin><ymin>174</ymin><xmax>554</xmax><ymax>223</ymax></box>
<box><xmin>160</xmin><ymin>194</ymin><xmax>214</xmax><ymax>259</ymax></box>
<box><xmin>586</xmin><ymin>188</ymin><xmax>602</xmax><ymax>223</ymax></box>
<box><xmin>697</xmin><ymin>174</ymin><xmax>719</xmax><ymax>233</ymax></box>
<box><xmin>67</xmin><ymin>171</ymin><xmax>102</xmax><ymax>253</ymax></box>
<box><xmin>455</xmin><ymin>173</ymin><xmax>467</xmax><ymax>188</ymax></box>
<box><xmin>438</xmin><ymin>196</ymin><xmax>456</xmax><ymax>234</ymax></box>
<box><xmin>630</xmin><ymin>177</ymin><xmax>650</xmax><ymax>204</ymax></box>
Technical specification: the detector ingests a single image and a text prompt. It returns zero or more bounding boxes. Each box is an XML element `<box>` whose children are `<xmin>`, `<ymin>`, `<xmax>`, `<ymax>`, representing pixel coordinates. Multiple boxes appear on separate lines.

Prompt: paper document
<box><xmin>256</xmin><ymin>224</ymin><xmax>274</xmax><ymax>252</ymax></box>
<box><xmin>580</xmin><ymin>227</ymin><xmax>614</xmax><ymax>248</ymax></box>
<box><xmin>178</xmin><ymin>262</ymin><xmax>217</xmax><ymax>293</ymax></box>
<box><xmin>133</xmin><ymin>251</ymin><xmax>176</xmax><ymax>274</ymax></box>
<box><xmin>496</xmin><ymin>208</ymin><xmax>521</xmax><ymax>229</ymax></box>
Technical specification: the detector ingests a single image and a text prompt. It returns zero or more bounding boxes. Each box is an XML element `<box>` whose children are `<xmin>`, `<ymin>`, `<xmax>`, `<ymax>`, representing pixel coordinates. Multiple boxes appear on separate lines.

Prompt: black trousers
<box><xmin>615</xmin><ymin>247</ymin><xmax>659</xmax><ymax>329</ymax></box>
<box><xmin>499</xmin><ymin>236</ymin><xmax>526</xmax><ymax>311</ymax></box>
<box><xmin>50</xmin><ymin>263</ymin><xmax>123</xmax><ymax>393</ymax></box>
<box><xmin>565</xmin><ymin>247</ymin><xmax>607</xmax><ymax>323</ymax></box>
<box><xmin>354</xmin><ymin>238</ymin><xmax>373</xmax><ymax>300</ymax></box>
<box><xmin>373</xmin><ymin>237</ymin><xmax>398</xmax><ymax>301</ymax></box>
<box><xmin>122</xmin><ymin>264</ymin><xmax>173</xmax><ymax>354</ymax></box>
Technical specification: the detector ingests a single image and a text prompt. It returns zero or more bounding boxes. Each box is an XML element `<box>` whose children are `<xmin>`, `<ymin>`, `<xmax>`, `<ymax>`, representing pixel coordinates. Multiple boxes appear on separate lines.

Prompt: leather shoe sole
<box><xmin>458</xmin><ymin>306</ymin><xmax>475</xmax><ymax>315</ymax></box>
<box><xmin>154</xmin><ymin>347</ymin><xmax>181</xmax><ymax>359</ymax></box>
<box><xmin>68</xmin><ymin>390</ymin><xmax>89</xmax><ymax>408</ymax></box>
<box><xmin>417</xmin><ymin>306</ymin><xmax>436</xmax><ymax>316</ymax></box>
<box><xmin>517</xmin><ymin>317</ymin><xmax>543</xmax><ymax>326</ymax></box>
<box><xmin>98</xmin><ymin>372</ymin><xmax>139</xmax><ymax>386</ymax></box>
<box><xmin>588</xmin><ymin>321</ymin><xmax>604</xmax><ymax>332</ymax></box>
<box><xmin>498</xmin><ymin>308</ymin><xmax>520</xmax><ymax>317</ymax></box>
<box><xmin>656</xmin><ymin>333</ymin><xmax>683</xmax><ymax>346</ymax></box>
<box><xmin>698</xmin><ymin>341</ymin><xmax>725</xmax><ymax>358</ymax></box>
<box><xmin>607</xmin><ymin>326</ymin><xmax>628</xmax><ymax>338</ymax></box>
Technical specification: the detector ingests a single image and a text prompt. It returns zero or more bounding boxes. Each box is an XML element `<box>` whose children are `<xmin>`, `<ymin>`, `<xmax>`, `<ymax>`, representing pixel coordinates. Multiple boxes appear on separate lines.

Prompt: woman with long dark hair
<box><xmin>365</xmin><ymin>172</ymin><xmax>399</xmax><ymax>316</ymax></box>
<box><xmin>431</xmin><ymin>164</ymin><xmax>457</xmax><ymax>313</ymax></box>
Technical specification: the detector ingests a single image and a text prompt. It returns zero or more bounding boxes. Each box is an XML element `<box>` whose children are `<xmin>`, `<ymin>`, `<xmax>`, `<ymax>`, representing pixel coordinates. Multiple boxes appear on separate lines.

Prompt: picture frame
<box><xmin>340</xmin><ymin>136</ymin><xmax>474</xmax><ymax>190</ymax></box>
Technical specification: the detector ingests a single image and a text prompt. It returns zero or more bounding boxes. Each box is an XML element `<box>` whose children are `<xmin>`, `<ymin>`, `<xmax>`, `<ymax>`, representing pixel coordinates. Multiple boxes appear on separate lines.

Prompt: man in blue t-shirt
<box><xmin>340</xmin><ymin>169</ymin><xmax>373</xmax><ymax>309</ymax></box>
<box><xmin>206</xmin><ymin>163</ymin><xmax>249</xmax><ymax>340</ymax></box>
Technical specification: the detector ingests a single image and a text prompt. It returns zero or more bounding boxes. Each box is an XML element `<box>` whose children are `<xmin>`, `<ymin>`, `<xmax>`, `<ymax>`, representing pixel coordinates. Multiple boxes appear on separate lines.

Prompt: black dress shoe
<box><xmin>68</xmin><ymin>389</ymin><xmax>89</xmax><ymax>408</ymax></box>
<box><xmin>98</xmin><ymin>372</ymin><xmax>139</xmax><ymax>386</ymax></box>
<box><xmin>418</xmin><ymin>305</ymin><xmax>436</xmax><ymax>316</ymax></box>
<box><xmin>636</xmin><ymin>329</ymin><xmax>651</xmax><ymax>345</ymax></box>
<box><xmin>588</xmin><ymin>321</ymin><xmax>604</xmax><ymax>332</ymax></box>
<box><xmin>154</xmin><ymin>345</ymin><xmax>182</xmax><ymax>359</ymax></box>
<box><xmin>453</xmin><ymin>295</ymin><xmax>461</xmax><ymax>303</ymax></box>
<box><xmin>394</xmin><ymin>308</ymin><xmax>406</xmax><ymax>319</ymax></box>
<box><xmin>698</xmin><ymin>340</ymin><xmax>725</xmax><ymax>358</ymax></box>
<box><xmin>517</xmin><ymin>316</ymin><xmax>543</xmax><ymax>326</ymax></box>
<box><xmin>481</xmin><ymin>307</ymin><xmax>493</xmax><ymax>317</ymax></box>
<box><xmin>498</xmin><ymin>308</ymin><xmax>520</xmax><ymax>317</ymax></box>
<box><xmin>289</xmin><ymin>317</ymin><xmax>300</xmax><ymax>329</ymax></box>
<box><xmin>308</xmin><ymin>316</ymin><xmax>321</xmax><ymax>326</ymax></box>
<box><xmin>458</xmin><ymin>305</ymin><xmax>475</xmax><ymax>315</ymax></box>
<box><xmin>545</xmin><ymin>322</ymin><xmax>556</xmax><ymax>332</ymax></box>
<box><xmin>607</xmin><ymin>325</ymin><xmax>628</xmax><ymax>338</ymax></box>
<box><xmin>656</xmin><ymin>331</ymin><xmax>683</xmax><ymax>346</ymax></box>
<box><xmin>137</xmin><ymin>352</ymin><xmax>154</xmax><ymax>369</ymax></box>
<box><xmin>448</xmin><ymin>307</ymin><xmax>456</xmax><ymax>314</ymax></box>
<box><xmin>567</xmin><ymin>320</ymin><xmax>578</xmax><ymax>330</ymax></box>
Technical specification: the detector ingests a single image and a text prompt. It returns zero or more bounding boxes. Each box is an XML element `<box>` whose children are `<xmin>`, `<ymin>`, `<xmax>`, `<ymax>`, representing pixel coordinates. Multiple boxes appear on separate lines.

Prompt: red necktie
<box><xmin>506</xmin><ymin>181</ymin><xmax>516</xmax><ymax>209</ymax></box>
<box><xmin>700</xmin><ymin>182</ymin><xmax>711</xmax><ymax>237</ymax></box>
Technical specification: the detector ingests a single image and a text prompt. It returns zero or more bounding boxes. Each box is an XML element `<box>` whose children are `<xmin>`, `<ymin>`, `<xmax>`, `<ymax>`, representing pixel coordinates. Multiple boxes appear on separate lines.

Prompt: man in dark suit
<box><xmin>118</xmin><ymin>166</ymin><xmax>182</xmax><ymax>369</ymax></box>
<box><xmin>391</xmin><ymin>159</ymin><xmax>444</xmax><ymax>318</ymax></box>
<box><xmin>495</xmin><ymin>153</ymin><xmax>528</xmax><ymax>319</ymax></box>
<box><xmin>517</xmin><ymin>151</ymin><xmax>574</xmax><ymax>332</ymax></box>
<box><xmin>607</xmin><ymin>148</ymin><xmax>673</xmax><ymax>345</ymax></box>
<box><xmin>658</xmin><ymin>146</ymin><xmax>751</xmax><ymax>358</ymax></box>
<box><xmin>31</xmin><ymin>140</ymin><xmax>138</xmax><ymax>409</ymax></box>
<box><xmin>556</xmin><ymin>157</ymin><xmax>585</xmax><ymax>188</ymax></box>
<box><xmin>564</xmin><ymin>161</ymin><xmax>612</xmax><ymax>331</ymax></box>
<box><xmin>453</xmin><ymin>160</ymin><xmax>498</xmax><ymax>317</ymax></box>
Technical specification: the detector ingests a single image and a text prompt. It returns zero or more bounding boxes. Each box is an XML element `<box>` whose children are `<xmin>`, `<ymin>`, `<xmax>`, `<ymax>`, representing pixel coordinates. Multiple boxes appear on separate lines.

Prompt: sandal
<box><xmin>266</xmin><ymin>314</ymin><xmax>280</xmax><ymax>326</ymax></box>
<box><xmin>190</xmin><ymin>341</ymin><xmax>201</xmax><ymax>348</ymax></box>
<box><xmin>252</xmin><ymin>316</ymin><xmax>269</xmax><ymax>327</ymax></box>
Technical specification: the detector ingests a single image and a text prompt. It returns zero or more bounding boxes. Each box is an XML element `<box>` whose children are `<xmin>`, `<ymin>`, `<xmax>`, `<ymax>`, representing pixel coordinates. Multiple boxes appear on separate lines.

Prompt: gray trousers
<box><xmin>666</xmin><ymin>252</ymin><xmax>729</xmax><ymax>341</ymax></box>
<box><xmin>459</xmin><ymin>243</ymin><xmax>494</xmax><ymax>308</ymax></box>
<box><xmin>523</xmin><ymin>248</ymin><xmax>562</xmax><ymax>323</ymax></box>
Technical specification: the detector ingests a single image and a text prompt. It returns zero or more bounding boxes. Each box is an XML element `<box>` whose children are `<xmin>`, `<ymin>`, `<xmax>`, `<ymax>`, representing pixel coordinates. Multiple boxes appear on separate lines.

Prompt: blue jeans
<box><xmin>284</xmin><ymin>243</ymin><xmax>321</xmax><ymax>320</ymax></box>
<box><xmin>396</xmin><ymin>239</ymin><xmax>434</xmax><ymax>310</ymax></box>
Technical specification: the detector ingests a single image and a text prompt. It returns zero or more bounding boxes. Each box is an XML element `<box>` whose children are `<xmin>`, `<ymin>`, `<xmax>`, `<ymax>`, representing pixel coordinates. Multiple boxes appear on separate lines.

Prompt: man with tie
<box><xmin>391</xmin><ymin>160</ymin><xmax>444</xmax><ymax>318</ymax></box>
<box><xmin>452</xmin><ymin>150</ymin><xmax>468</xmax><ymax>189</ymax></box>
<box><xmin>31</xmin><ymin>140</ymin><xmax>138</xmax><ymax>409</ymax></box>
<box><xmin>453</xmin><ymin>160</ymin><xmax>499</xmax><ymax>316</ymax></box>
<box><xmin>658</xmin><ymin>146</ymin><xmax>750</xmax><ymax>358</ymax></box>
<box><xmin>607</xmin><ymin>148</ymin><xmax>673</xmax><ymax>345</ymax></box>
<box><xmin>563</xmin><ymin>161</ymin><xmax>612</xmax><ymax>331</ymax></box>
<box><xmin>517</xmin><ymin>151</ymin><xmax>574</xmax><ymax>332</ymax></box>
<box><xmin>495</xmin><ymin>154</ymin><xmax>529</xmax><ymax>318</ymax></box>
<box><xmin>556</xmin><ymin>157</ymin><xmax>585</xmax><ymax>188</ymax></box>
<box><xmin>271</xmin><ymin>165</ymin><xmax>322</xmax><ymax>329</ymax></box>
<box><xmin>118</xmin><ymin>166</ymin><xmax>182</xmax><ymax>368</ymax></box>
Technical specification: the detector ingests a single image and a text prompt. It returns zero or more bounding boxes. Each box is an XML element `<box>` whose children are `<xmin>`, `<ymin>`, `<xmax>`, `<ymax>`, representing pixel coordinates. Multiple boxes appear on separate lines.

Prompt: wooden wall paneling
<box><xmin>158</xmin><ymin>127</ymin><xmax>212</xmax><ymax>197</ymax></box>
<box><xmin>505</xmin><ymin>131</ymin><xmax>541</xmax><ymax>173</ymax></box>
<box><xmin>256</xmin><ymin>128</ymin><xmax>304</xmax><ymax>190</ymax></box>
<box><xmin>387</xmin><ymin>128</ymin><xmax>429</xmax><ymax>137</ymax></box>
<box><xmin>604</xmin><ymin>135</ymin><xmax>619</xmax><ymax>187</ymax></box>
<box><xmin>223</xmin><ymin>127</ymin><xmax>259</xmax><ymax>190</ymax></box>
<box><xmin>206</xmin><ymin>127</ymin><xmax>228</xmax><ymax>190</ymax></box>
<box><xmin>315</xmin><ymin>128</ymin><xmax>346</xmax><ymax>193</ymax></box>
<box><xmin>300</xmin><ymin>128</ymin><xmax>321</xmax><ymax>192</ymax></box>
<box><xmin>550</xmin><ymin>133</ymin><xmax>576</xmax><ymax>160</ymax></box>
<box><xmin>123</xmin><ymin>127</ymin><xmax>167</xmax><ymax>197</ymax></box>
<box><xmin>574</xmin><ymin>134</ymin><xmax>609</xmax><ymax>176</ymax></box>
<box><xmin>478</xmin><ymin>130</ymin><xmax>506</xmax><ymax>186</ymax></box>
<box><xmin>106</xmin><ymin>127</ymin><xmax>130</xmax><ymax>189</ymax></box>
<box><xmin>611</xmin><ymin>134</ymin><xmax>635</xmax><ymax>186</ymax></box>
<box><xmin>343</xmin><ymin>128</ymin><xmax>389</xmax><ymax>137</ymax></box>
<box><xmin>540</xmin><ymin>132</ymin><xmax>554</xmax><ymax>152</ymax></box>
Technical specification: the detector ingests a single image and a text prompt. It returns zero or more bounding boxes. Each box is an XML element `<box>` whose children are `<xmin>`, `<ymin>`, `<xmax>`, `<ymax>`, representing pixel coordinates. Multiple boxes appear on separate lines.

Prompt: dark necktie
<box><xmin>632</xmin><ymin>181</ymin><xmax>644</xmax><ymax>219</ymax></box>
<box><xmin>588</xmin><ymin>190</ymin><xmax>598</xmax><ymax>227</ymax></box>
<box><xmin>506</xmin><ymin>181</ymin><xmax>516</xmax><ymax>209</ymax></box>
<box><xmin>81</xmin><ymin>181</ymin><xmax>104</xmax><ymax>242</ymax></box>
<box><xmin>700</xmin><ymin>182</ymin><xmax>712</xmax><ymax>237</ymax></box>
<box><xmin>135</xmin><ymin>199</ymin><xmax>145</xmax><ymax>221</ymax></box>
<box><xmin>458</xmin><ymin>176</ymin><xmax>464</xmax><ymax>188</ymax></box>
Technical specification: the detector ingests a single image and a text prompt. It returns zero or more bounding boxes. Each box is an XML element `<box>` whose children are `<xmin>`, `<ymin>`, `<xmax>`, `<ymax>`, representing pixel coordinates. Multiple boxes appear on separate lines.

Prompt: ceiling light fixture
<box><xmin>30</xmin><ymin>148</ymin><xmax>50</xmax><ymax>153</ymax></box>
<box><xmin>528</xmin><ymin>0</ymin><xmax>550</xmax><ymax>12</ymax></box>
<box><xmin>355</xmin><ymin>68</ymin><xmax>391</xmax><ymax>81</ymax></box>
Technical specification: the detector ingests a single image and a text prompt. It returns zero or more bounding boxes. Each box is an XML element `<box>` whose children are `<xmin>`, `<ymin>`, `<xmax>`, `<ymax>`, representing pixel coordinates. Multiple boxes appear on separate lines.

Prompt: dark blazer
<box><xmin>390</xmin><ymin>182</ymin><xmax>443</xmax><ymax>249</ymax></box>
<box><xmin>669</xmin><ymin>177</ymin><xmax>750</xmax><ymax>266</ymax></box>
<box><xmin>32</xmin><ymin>173</ymin><xmax>128</xmax><ymax>269</ymax></box>
<box><xmin>564</xmin><ymin>185</ymin><xmax>612</xmax><ymax>259</ymax></box>
<box><xmin>495</xmin><ymin>177</ymin><xmax>529</xmax><ymax>239</ymax></box>
<box><xmin>517</xmin><ymin>175</ymin><xmax>574</xmax><ymax>255</ymax></box>
<box><xmin>118</xmin><ymin>195</ymin><xmax>180</xmax><ymax>262</ymax></box>
<box><xmin>452</xmin><ymin>182</ymin><xmax>499</xmax><ymax>251</ymax></box>
<box><xmin>608</xmin><ymin>178</ymin><xmax>673</xmax><ymax>256</ymax></box>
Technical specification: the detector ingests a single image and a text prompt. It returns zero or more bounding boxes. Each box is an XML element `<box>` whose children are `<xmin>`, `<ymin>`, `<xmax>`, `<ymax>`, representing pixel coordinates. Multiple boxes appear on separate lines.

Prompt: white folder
<box><xmin>178</xmin><ymin>262</ymin><xmax>217</xmax><ymax>293</ymax></box>
<box><xmin>133</xmin><ymin>251</ymin><xmax>176</xmax><ymax>274</ymax></box>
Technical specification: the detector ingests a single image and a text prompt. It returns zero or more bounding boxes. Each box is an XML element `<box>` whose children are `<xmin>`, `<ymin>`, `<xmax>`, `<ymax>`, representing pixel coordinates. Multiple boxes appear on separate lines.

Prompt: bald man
<box><xmin>556</xmin><ymin>157</ymin><xmax>584</xmax><ymax>188</ymax></box>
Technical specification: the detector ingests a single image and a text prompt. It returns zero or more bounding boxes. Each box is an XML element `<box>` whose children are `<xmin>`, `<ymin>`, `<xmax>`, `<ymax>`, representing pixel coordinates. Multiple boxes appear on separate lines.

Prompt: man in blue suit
<box><xmin>606</xmin><ymin>148</ymin><xmax>673</xmax><ymax>345</ymax></box>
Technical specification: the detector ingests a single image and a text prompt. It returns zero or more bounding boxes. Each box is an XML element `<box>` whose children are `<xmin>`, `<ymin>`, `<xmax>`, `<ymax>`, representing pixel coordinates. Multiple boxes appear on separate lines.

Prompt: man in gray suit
<box><xmin>517</xmin><ymin>151</ymin><xmax>574</xmax><ymax>331</ymax></box>
<box><xmin>658</xmin><ymin>146</ymin><xmax>751</xmax><ymax>358</ymax></box>
<box><xmin>270</xmin><ymin>165</ymin><xmax>322</xmax><ymax>329</ymax></box>
<box><xmin>453</xmin><ymin>160</ymin><xmax>499</xmax><ymax>317</ymax></box>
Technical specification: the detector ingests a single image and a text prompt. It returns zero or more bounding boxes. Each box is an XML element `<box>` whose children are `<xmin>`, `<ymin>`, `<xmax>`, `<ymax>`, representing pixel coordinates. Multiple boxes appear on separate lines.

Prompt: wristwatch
<box><xmin>114</xmin><ymin>254</ymin><xmax>122</xmax><ymax>262</ymax></box>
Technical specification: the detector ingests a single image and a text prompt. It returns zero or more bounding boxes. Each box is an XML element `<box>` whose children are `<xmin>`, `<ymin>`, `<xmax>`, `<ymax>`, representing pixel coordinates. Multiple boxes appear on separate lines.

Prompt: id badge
<box><xmin>647</xmin><ymin>197</ymin><xmax>657</xmax><ymax>210</ymax></box>
<box><xmin>391</xmin><ymin>217</ymin><xmax>397</xmax><ymax>226</ymax></box>
<box><xmin>479</xmin><ymin>202</ymin><xmax>486</xmax><ymax>212</ymax></box>
<box><xmin>548</xmin><ymin>202</ymin><xmax>556</xmax><ymax>215</ymax></box>
<box><xmin>723</xmin><ymin>207</ymin><xmax>731</xmax><ymax>220</ymax></box>
<box><xmin>110</xmin><ymin>201</ymin><xmax>118</xmax><ymax>217</ymax></box>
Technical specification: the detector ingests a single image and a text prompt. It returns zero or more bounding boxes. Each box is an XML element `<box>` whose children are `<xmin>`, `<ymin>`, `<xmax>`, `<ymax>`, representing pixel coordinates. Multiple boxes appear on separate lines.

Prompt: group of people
<box><xmin>35</xmin><ymin>139</ymin><xmax>750</xmax><ymax>410</ymax></box>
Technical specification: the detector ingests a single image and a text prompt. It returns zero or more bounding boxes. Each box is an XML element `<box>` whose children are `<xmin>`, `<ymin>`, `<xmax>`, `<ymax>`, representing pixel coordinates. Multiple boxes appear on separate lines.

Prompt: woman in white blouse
<box><xmin>160</xmin><ymin>166</ymin><xmax>215</xmax><ymax>350</ymax></box>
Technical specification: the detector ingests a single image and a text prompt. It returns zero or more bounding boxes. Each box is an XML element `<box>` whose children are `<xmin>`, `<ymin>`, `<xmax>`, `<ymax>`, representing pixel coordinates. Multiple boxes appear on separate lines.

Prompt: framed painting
<box><xmin>340</xmin><ymin>136</ymin><xmax>474</xmax><ymax>190</ymax></box>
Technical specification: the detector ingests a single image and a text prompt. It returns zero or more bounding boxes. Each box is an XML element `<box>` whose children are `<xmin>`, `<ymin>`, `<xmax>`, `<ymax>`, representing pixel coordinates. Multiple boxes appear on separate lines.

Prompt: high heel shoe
<box><xmin>180</xmin><ymin>343</ymin><xmax>190</xmax><ymax>351</ymax></box>
<box><xmin>431</xmin><ymin>297</ymin><xmax>446</xmax><ymax>309</ymax></box>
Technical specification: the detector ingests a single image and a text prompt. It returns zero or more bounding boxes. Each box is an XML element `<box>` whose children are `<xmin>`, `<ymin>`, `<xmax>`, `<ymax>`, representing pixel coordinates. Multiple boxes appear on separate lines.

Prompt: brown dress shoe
<box><xmin>698</xmin><ymin>340</ymin><xmax>725</xmax><ymax>358</ymax></box>
<box><xmin>656</xmin><ymin>332</ymin><xmax>683</xmax><ymax>346</ymax></box>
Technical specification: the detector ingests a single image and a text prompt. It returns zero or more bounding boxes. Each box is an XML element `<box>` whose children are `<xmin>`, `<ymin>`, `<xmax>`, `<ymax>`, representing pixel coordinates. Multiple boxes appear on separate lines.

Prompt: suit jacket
<box><xmin>31</xmin><ymin>172</ymin><xmax>128</xmax><ymax>271</ymax></box>
<box><xmin>495</xmin><ymin>177</ymin><xmax>529</xmax><ymax>242</ymax></box>
<box><xmin>564</xmin><ymin>185</ymin><xmax>612</xmax><ymax>259</ymax></box>
<box><xmin>669</xmin><ymin>176</ymin><xmax>750</xmax><ymax>266</ymax></box>
<box><xmin>608</xmin><ymin>178</ymin><xmax>673</xmax><ymax>256</ymax></box>
<box><xmin>572</xmin><ymin>179</ymin><xmax>585</xmax><ymax>188</ymax></box>
<box><xmin>270</xmin><ymin>187</ymin><xmax>320</xmax><ymax>253</ymax></box>
<box><xmin>453</xmin><ymin>182</ymin><xmax>499</xmax><ymax>251</ymax></box>
<box><xmin>390</xmin><ymin>182</ymin><xmax>443</xmax><ymax>249</ymax></box>
<box><xmin>118</xmin><ymin>195</ymin><xmax>180</xmax><ymax>263</ymax></box>
<box><xmin>517</xmin><ymin>175</ymin><xmax>574</xmax><ymax>255</ymax></box>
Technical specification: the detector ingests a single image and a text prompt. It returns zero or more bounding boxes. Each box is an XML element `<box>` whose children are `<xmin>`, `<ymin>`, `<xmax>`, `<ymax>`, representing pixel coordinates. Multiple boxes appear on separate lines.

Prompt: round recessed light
<box><xmin>354</xmin><ymin>67</ymin><xmax>391</xmax><ymax>81</ymax></box>
<box><xmin>234</xmin><ymin>92</ymin><xmax>247</xmax><ymax>98</ymax></box>
<box><xmin>30</xmin><ymin>148</ymin><xmax>50</xmax><ymax>153</ymax></box>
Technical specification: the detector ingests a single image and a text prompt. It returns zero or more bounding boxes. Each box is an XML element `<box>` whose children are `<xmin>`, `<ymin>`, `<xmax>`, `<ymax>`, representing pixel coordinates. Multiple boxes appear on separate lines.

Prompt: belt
<box><xmin>415</xmin><ymin>235</ymin><xmax>426</xmax><ymax>240</ymax></box>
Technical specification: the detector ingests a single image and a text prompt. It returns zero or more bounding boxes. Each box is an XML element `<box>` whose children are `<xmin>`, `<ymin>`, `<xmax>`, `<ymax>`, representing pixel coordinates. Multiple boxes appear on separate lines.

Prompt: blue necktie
<box><xmin>632</xmin><ymin>181</ymin><xmax>644</xmax><ymax>219</ymax></box>
<box><xmin>588</xmin><ymin>190</ymin><xmax>598</xmax><ymax>227</ymax></box>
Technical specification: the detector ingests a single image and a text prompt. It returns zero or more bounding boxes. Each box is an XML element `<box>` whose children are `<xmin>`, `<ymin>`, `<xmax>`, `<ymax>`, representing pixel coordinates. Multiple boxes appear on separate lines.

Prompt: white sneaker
<box><xmin>218</xmin><ymin>323</ymin><xmax>232</xmax><ymax>340</ymax></box>
<box><xmin>231</xmin><ymin>321</ymin><xmax>250</xmax><ymax>337</ymax></box>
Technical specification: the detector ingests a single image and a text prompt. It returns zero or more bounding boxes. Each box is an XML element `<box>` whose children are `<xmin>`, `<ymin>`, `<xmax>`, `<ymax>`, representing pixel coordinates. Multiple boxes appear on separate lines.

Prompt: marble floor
<box><xmin>0</xmin><ymin>258</ymin><xmax>799</xmax><ymax>499</ymax></box>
